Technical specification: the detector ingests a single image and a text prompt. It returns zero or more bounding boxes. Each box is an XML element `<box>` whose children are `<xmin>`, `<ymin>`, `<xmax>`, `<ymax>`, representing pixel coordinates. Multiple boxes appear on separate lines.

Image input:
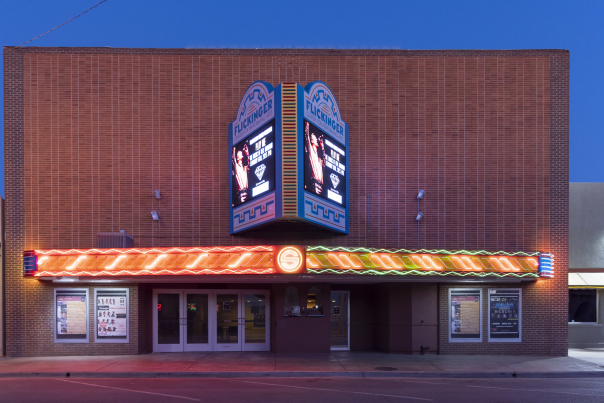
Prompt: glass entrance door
<box><xmin>153</xmin><ymin>290</ymin><xmax>212</xmax><ymax>352</ymax></box>
<box><xmin>330</xmin><ymin>291</ymin><xmax>350</xmax><ymax>350</ymax></box>
<box><xmin>153</xmin><ymin>289</ymin><xmax>270</xmax><ymax>352</ymax></box>
<box><xmin>242</xmin><ymin>291</ymin><xmax>270</xmax><ymax>351</ymax></box>
<box><xmin>184</xmin><ymin>291</ymin><xmax>211</xmax><ymax>351</ymax></box>
<box><xmin>215</xmin><ymin>293</ymin><xmax>241</xmax><ymax>351</ymax></box>
<box><xmin>154</xmin><ymin>291</ymin><xmax>183</xmax><ymax>352</ymax></box>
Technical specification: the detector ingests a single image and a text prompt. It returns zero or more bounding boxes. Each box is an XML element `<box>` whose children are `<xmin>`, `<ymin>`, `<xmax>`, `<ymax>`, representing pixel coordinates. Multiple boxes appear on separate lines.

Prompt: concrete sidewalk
<box><xmin>0</xmin><ymin>349</ymin><xmax>603</xmax><ymax>379</ymax></box>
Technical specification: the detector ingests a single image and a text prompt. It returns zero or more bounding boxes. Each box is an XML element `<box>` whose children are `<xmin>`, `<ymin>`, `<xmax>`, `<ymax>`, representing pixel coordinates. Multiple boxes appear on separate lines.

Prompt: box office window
<box><xmin>569</xmin><ymin>290</ymin><xmax>598</xmax><ymax>323</ymax></box>
<box><xmin>284</xmin><ymin>286</ymin><xmax>300</xmax><ymax>316</ymax></box>
<box><xmin>306</xmin><ymin>286</ymin><xmax>323</xmax><ymax>316</ymax></box>
<box><xmin>55</xmin><ymin>289</ymin><xmax>89</xmax><ymax>343</ymax></box>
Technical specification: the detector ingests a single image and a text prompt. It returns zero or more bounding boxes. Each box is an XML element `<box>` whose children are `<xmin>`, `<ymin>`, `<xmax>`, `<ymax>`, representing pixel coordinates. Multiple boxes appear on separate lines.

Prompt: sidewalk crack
<box><xmin>419</xmin><ymin>356</ymin><xmax>445</xmax><ymax>372</ymax></box>
<box><xmin>95</xmin><ymin>356</ymin><xmax>131</xmax><ymax>372</ymax></box>
<box><xmin>330</xmin><ymin>353</ymin><xmax>348</xmax><ymax>372</ymax></box>
<box><xmin>185</xmin><ymin>352</ymin><xmax>211</xmax><ymax>371</ymax></box>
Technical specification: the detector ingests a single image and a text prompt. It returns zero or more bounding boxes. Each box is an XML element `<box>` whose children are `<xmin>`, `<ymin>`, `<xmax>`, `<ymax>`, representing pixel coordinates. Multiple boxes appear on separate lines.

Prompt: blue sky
<box><xmin>1</xmin><ymin>0</ymin><xmax>602</xmax><ymax>197</ymax></box>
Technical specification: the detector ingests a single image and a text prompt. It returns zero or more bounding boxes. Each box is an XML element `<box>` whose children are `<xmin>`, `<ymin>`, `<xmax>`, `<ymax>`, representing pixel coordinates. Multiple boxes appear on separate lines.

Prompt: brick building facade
<box><xmin>3</xmin><ymin>47</ymin><xmax>569</xmax><ymax>357</ymax></box>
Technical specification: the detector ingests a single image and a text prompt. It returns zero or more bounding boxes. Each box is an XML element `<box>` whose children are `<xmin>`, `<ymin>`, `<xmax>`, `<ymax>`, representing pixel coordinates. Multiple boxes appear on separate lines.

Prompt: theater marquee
<box><xmin>229</xmin><ymin>81</ymin><xmax>349</xmax><ymax>234</ymax></box>
<box><xmin>23</xmin><ymin>247</ymin><xmax>553</xmax><ymax>279</ymax></box>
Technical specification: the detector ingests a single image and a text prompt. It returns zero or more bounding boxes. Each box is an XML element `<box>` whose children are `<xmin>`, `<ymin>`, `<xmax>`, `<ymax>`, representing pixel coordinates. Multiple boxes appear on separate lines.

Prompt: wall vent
<box><xmin>97</xmin><ymin>231</ymin><xmax>134</xmax><ymax>248</ymax></box>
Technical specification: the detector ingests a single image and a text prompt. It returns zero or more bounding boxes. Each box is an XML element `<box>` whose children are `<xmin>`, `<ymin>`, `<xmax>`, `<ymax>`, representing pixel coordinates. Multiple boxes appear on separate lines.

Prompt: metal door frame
<box><xmin>183</xmin><ymin>290</ymin><xmax>214</xmax><ymax>352</ymax></box>
<box><xmin>214</xmin><ymin>291</ymin><xmax>243</xmax><ymax>351</ymax></box>
<box><xmin>241</xmin><ymin>290</ymin><xmax>271</xmax><ymax>352</ymax></box>
<box><xmin>330</xmin><ymin>290</ymin><xmax>350</xmax><ymax>351</ymax></box>
<box><xmin>153</xmin><ymin>289</ymin><xmax>271</xmax><ymax>353</ymax></box>
<box><xmin>152</xmin><ymin>289</ymin><xmax>184</xmax><ymax>352</ymax></box>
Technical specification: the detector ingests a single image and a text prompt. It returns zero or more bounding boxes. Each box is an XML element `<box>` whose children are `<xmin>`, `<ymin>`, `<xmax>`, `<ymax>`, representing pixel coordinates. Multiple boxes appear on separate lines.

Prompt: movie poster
<box><xmin>96</xmin><ymin>290</ymin><xmax>128</xmax><ymax>341</ymax></box>
<box><xmin>303</xmin><ymin>120</ymin><xmax>347</xmax><ymax>207</ymax></box>
<box><xmin>231</xmin><ymin>120</ymin><xmax>276</xmax><ymax>207</ymax></box>
<box><xmin>56</xmin><ymin>289</ymin><xmax>88</xmax><ymax>341</ymax></box>
<box><xmin>450</xmin><ymin>289</ymin><xmax>481</xmax><ymax>341</ymax></box>
<box><xmin>488</xmin><ymin>289</ymin><xmax>521</xmax><ymax>342</ymax></box>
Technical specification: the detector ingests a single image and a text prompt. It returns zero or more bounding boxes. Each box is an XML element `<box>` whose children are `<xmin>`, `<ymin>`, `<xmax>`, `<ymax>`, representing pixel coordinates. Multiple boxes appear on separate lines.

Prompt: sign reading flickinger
<box><xmin>229</xmin><ymin>80</ymin><xmax>348</xmax><ymax>234</ymax></box>
<box><xmin>299</xmin><ymin>82</ymin><xmax>349</xmax><ymax>233</ymax></box>
<box><xmin>229</xmin><ymin>81</ymin><xmax>281</xmax><ymax>234</ymax></box>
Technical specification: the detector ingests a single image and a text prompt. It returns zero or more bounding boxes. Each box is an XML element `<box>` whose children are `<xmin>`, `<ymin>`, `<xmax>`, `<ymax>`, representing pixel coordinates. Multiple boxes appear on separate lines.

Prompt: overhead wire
<box><xmin>0</xmin><ymin>0</ymin><xmax>108</xmax><ymax>56</ymax></box>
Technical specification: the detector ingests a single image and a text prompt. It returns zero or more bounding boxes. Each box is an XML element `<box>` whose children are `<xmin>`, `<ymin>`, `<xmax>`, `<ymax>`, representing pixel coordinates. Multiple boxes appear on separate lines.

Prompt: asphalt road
<box><xmin>1</xmin><ymin>377</ymin><xmax>603</xmax><ymax>402</ymax></box>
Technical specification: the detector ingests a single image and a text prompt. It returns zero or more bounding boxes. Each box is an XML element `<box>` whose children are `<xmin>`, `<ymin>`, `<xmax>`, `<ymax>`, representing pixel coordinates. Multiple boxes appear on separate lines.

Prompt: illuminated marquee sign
<box><xmin>27</xmin><ymin>246</ymin><xmax>274</xmax><ymax>277</ymax></box>
<box><xmin>305</xmin><ymin>247</ymin><xmax>551</xmax><ymax>279</ymax></box>
<box><xmin>303</xmin><ymin>120</ymin><xmax>347</xmax><ymax>207</ymax></box>
<box><xmin>23</xmin><ymin>246</ymin><xmax>553</xmax><ymax>279</ymax></box>
<box><xmin>229</xmin><ymin>80</ymin><xmax>349</xmax><ymax>234</ymax></box>
<box><xmin>230</xmin><ymin>81</ymin><xmax>280</xmax><ymax>233</ymax></box>
<box><xmin>232</xmin><ymin>120</ymin><xmax>276</xmax><ymax>207</ymax></box>
<box><xmin>275</xmin><ymin>246</ymin><xmax>305</xmax><ymax>273</ymax></box>
<box><xmin>299</xmin><ymin>82</ymin><xmax>349</xmax><ymax>232</ymax></box>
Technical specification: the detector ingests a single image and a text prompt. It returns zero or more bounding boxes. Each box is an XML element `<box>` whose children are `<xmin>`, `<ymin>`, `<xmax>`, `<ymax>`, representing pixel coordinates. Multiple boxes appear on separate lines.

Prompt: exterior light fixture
<box><xmin>416</xmin><ymin>190</ymin><xmax>425</xmax><ymax>248</ymax></box>
<box><xmin>153</xmin><ymin>190</ymin><xmax>162</xmax><ymax>246</ymax></box>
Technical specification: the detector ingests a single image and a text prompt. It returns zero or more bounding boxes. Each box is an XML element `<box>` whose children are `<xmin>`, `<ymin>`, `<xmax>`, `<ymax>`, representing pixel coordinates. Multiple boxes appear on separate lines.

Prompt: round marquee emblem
<box><xmin>277</xmin><ymin>247</ymin><xmax>303</xmax><ymax>273</ymax></box>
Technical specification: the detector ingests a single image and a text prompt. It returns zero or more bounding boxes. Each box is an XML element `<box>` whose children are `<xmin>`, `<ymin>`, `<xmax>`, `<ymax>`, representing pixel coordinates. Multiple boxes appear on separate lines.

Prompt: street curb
<box><xmin>0</xmin><ymin>371</ymin><xmax>603</xmax><ymax>379</ymax></box>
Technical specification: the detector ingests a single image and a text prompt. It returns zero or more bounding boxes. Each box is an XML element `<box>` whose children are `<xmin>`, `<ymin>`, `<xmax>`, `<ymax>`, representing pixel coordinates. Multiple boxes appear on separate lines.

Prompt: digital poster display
<box><xmin>303</xmin><ymin>119</ymin><xmax>347</xmax><ymax>207</ymax></box>
<box><xmin>231</xmin><ymin>120</ymin><xmax>276</xmax><ymax>208</ymax></box>
<box><xmin>55</xmin><ymin>289</ymin><xmax>88</xmax><ymax>342</ymax></box>
<box><xmin>95</xmin><ymin>289</ymin><xmax>129</xmax><ymax>342</ymax></box>
<box><xmin>488</xmin><ymin>289</ymin><xmax>521</xmax><ymax>342</ymax></box>
<box><xmin>449</xmin><ymin>289</ymin><xmax>482</xmax><ymax>342</ymax></box>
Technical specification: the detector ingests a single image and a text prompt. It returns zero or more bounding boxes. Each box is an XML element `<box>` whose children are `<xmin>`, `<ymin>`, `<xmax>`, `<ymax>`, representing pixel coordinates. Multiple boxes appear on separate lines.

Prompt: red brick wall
<box><xmin>4</xmin><ymin>47</ymin><xmax>569</xmax><ymax>356</ymax></box>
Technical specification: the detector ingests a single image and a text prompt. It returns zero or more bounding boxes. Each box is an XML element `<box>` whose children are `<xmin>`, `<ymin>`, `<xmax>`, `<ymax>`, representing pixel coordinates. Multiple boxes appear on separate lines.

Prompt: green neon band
<box><xmin>306</xmin><ymin>246</ymin><xmax>539</xmax><ymax>257</ymax></box>
<box><xmin>307</xmin><ymin>268</ymin><xmax>539</xmax><ymax>278</ymax></box>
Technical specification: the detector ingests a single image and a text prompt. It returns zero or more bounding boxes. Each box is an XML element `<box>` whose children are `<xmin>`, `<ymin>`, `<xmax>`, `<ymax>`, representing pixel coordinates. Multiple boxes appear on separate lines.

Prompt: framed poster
<box><xmin>449</xmin><ymin>289</ymin><xmax>482</xmax><ymax>343</ymax></box>
<box><xmin>95</xmin><ymin>289</ymin><xmax>129</xmax><ymax>343</ymax></box>
<box><xmin>488</xmin><ymin>289</ymin><xmax>522</xmax><ymax>342</ymax></box>
<box><xmin>55</xmin><ymin>289</ymin><xmax>89</xmax><ymax>343</ymax></box>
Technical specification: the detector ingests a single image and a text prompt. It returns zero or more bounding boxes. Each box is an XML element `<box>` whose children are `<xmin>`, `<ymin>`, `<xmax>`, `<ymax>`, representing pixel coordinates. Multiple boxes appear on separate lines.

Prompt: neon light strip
<box><xmin>186</xmin><ymin>253</ymin><xmax>208</xmax><ymax>268</ymax></box>
<box><xmin>145</xmin><ymin>254</ymin><xmax>168</xmax><ymax>269</ymax></box>
<box><xmin>66</xmin><ymin>256</ymin><xmax>87</xmax><ymax>270</ymax></box>
<box><xmin>307</xmin><ymin>246</ymin><xmax>539</xmax><ymax>257</ymax></box>
<box><xmin>105</xmin><ymin>255</ymin><xmax>126</xmax><ymax>269</ymax></box>
<box><xmin>307</xmin><ymin>268</ymin><xmax>539</xmax><ymax>278</ymax></box>
<box><xmin>228</xmin><ymin>253</ymin><xmax>251</xmax><ymax>268</ymax></box>
<box><xmin>35</xmin><ymin>251</ymin><xmax>273</xmax><ymax>275</ymax></box>
<box><xmin>35</xmin><ymin>246</ymin><xmax>273</xmax><ymax>256</ymax></box>
<box><xmin>306</xmin><ymin>252</ymin><xmax>538</xmax><ymax>274</ymax></box>
<box><xmin>34</xmin><ymin>268</ymin><xmax>273</xmax><ymax>277</ymax></box>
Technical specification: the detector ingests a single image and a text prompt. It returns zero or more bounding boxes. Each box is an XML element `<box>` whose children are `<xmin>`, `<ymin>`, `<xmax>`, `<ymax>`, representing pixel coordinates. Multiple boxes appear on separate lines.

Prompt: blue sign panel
<box><xmin>229</xmin><ymin>80</ymin><xmax>348</xmax><ymax>235</ymax></box>
<box><xmin>299</xmin><ymin>81</ymin><xmax>349</xmax><ymax>233</ymax></box>
<box><xmin>229</xmin><ymin>81</ymin><xmax>281</xmax><ymax>234</ymax></box>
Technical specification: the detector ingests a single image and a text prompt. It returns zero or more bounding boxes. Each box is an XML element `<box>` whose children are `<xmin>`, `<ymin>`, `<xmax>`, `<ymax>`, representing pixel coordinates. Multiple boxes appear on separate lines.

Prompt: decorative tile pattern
<box><xmin>303</xmin><ymin>192</ymin><xmax>346</xmax><ymax>232</ymax></box>
<box><xmin>232</xmin><ymin>192</ymin><xmax>276</xmax><ymax>232</ymax></box>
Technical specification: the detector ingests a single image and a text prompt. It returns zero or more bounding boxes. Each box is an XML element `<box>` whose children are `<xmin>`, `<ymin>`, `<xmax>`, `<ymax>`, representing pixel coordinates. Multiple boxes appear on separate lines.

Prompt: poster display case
<box><xmin>54</xmin><ymin>289</ymin><xmax>89</xmax><ymax>343</ymax></box>
<box><xmin>488</xmin><ymin>289</ymin><xmax>522</xmax><ymax>342</ymax></box>
<box><xmin>95</xmin><ymin>289</ymin><xmax>129</xmax><ymax>343</ymax></box>
<box><xmin>449</xmin><ymin>289</ymin><xmax>482</xmax><ymax>343</ymax></box>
